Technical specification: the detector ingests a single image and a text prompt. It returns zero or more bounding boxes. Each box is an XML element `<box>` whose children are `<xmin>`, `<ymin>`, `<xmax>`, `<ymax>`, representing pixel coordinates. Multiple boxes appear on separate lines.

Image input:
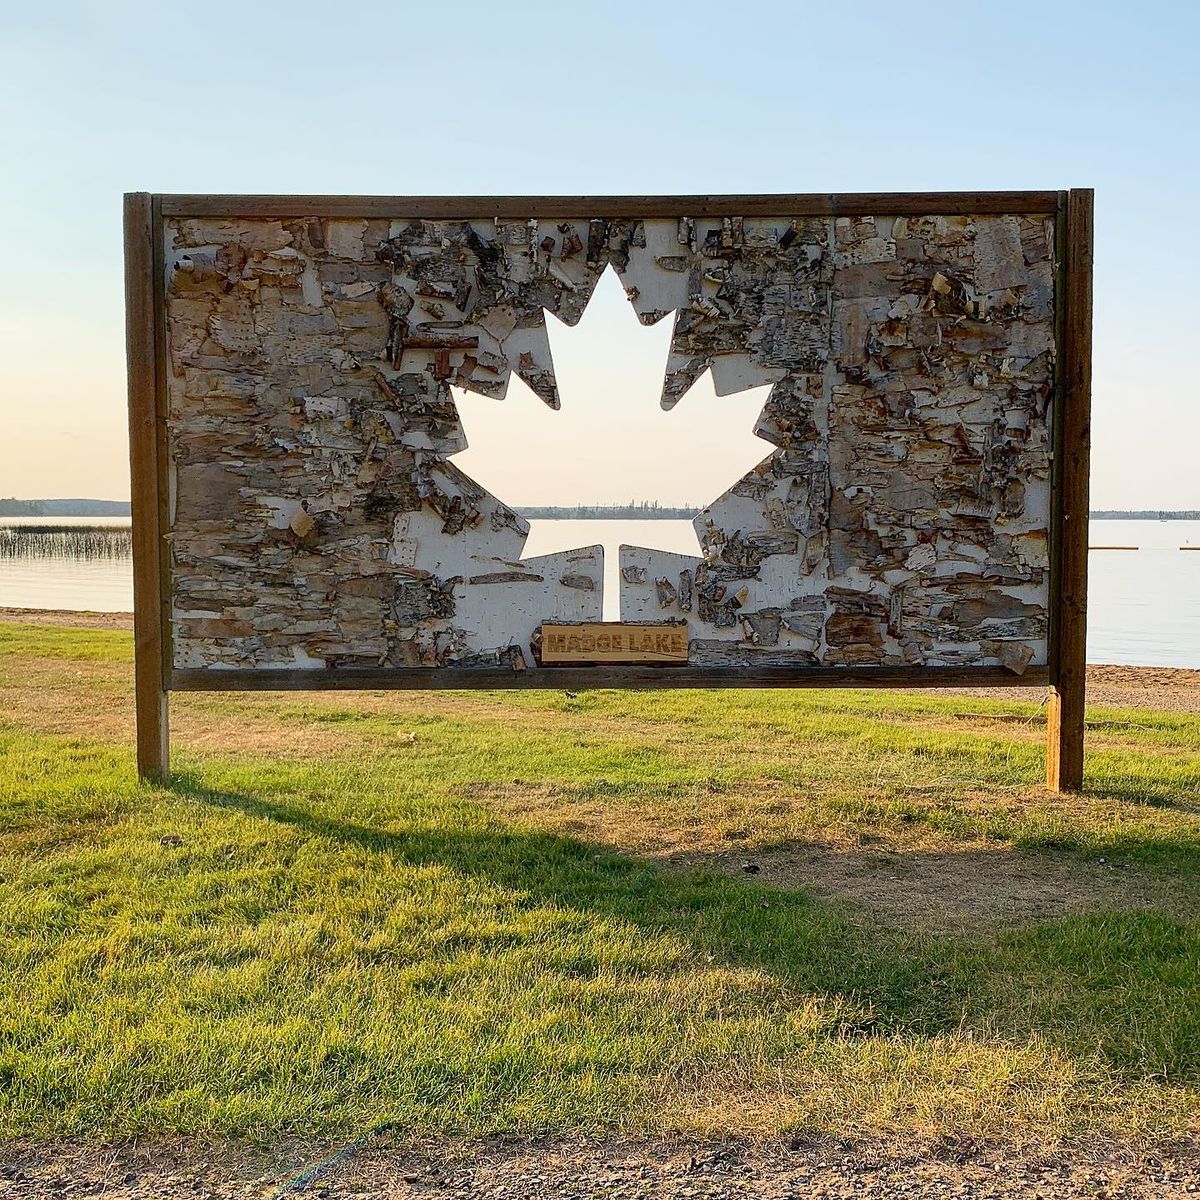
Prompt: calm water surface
<box><xmin>1084</xmin><ymin>520</ymin><xmax>1200</xmax><ymax>667</ymax></box>
<box><xmin>0</xmin><ymin>517</ymin><xmax>134</xmax><ymax>613</ymax></box>
<box><xmin>3</xmin><ymin>516</ymin><xmax>1199</xmax><ymax>667</ymax></box>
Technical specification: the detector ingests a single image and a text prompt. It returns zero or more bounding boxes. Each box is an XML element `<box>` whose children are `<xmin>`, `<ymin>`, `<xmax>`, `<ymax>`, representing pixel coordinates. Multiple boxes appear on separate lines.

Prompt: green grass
<box><xmin>0</xmin><ymin>620</ymin><xmax>1197</xmax><ymax>1146</ymax></box>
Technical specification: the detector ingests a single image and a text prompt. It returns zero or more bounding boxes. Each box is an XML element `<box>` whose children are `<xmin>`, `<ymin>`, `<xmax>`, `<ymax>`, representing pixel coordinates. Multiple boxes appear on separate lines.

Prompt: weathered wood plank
<box><xmin>170</xmin><ymin>665</ymin><xmax>1049</xmax><ymax>692</ymax></box>
<box><xmin>152</xmin><ymin>196</ymin><xmax>174</xmax><ymax>712</ymax></box>
<box><xmin>1047</xmin><ymin>188</ymin><xmax>1093</xmax><ymax>793</ymax></box>
<box><xmin>541</xmin><ymin>622</ymin><xmax>688</xmax><ymax>664</ymax></box>
<box><xmin>123</xmin><ymin>192</ymin><xmax>169</xmax><ymax>782</ymax></box>
<box><xmin>158</xmin><ymin>191</ymin><xmax>1060</xmax><ymax>220</ymax></box>
<box><xmin>1045</xmin><ymin>191</ymin><xmax>1069</xmax><ymax>677</ymax></box>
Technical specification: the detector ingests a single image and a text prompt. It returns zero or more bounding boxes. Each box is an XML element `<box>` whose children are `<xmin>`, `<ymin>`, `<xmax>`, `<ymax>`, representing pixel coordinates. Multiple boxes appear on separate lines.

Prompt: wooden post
<box><xmin>124</xmin><ymin>192</ymin><xmax>170</xmax><ymax>782</ymax></box>
<box><xmin>1047</xmin><ymin>188</ymin><xmax>1093</xmax><ymax>792</ymax></box>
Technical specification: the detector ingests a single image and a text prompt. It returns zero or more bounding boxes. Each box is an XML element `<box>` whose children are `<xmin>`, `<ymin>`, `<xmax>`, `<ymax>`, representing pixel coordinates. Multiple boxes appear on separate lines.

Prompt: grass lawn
<box><xmin>0</xmin><ymin>620</ymin><xmax>1197</xmax><ymax>1148</ymax></box>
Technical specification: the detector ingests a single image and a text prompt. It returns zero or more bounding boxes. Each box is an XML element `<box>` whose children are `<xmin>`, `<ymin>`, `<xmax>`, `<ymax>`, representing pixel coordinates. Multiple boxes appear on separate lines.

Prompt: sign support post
<box><xmin>124</xmin><ymin>192</ymin><xmax>170</xmax><ymax>782</ymax></box>
<box><xmin>1046</xmin><ymin>188</ymin><xmax>1093</xmax><ymax>793</ymax></box>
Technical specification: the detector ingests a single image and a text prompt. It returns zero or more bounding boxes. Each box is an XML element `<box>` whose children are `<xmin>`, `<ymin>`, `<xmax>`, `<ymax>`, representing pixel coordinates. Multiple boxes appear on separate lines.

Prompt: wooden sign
<box><xmin>124</xmin><ymin>190</ymin><xmax>1092</xmax><ymax>796</ymax></box>
<box><xmin>540</xmin><ymin>622</ymin><xmax>689</xmax><ymax>665</ymax></box>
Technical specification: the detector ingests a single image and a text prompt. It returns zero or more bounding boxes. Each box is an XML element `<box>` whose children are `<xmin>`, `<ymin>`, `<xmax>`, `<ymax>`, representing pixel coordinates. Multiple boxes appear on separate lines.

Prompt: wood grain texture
<box><xmin>1047</xmin><ymin>188</ymin><xmax>1093</xmax><ymax>793</ymax></box>
<box><xmin>541</xmin><ymin>622</ymin><xmax>688</xmax><ymax>664</ymax></box>
<box><xmin>170</xmin><ymin>665</ymin><xmax>1048</xmax><ymax>692</ymax></box>
<box><xmin>151</xmin><ymin>196</ymin><xmax>174</xmax><ymax>709</ymax></box>
<box><xmin>158</xmin><ymin>191</ymin><xmax>1060</xmax><ymax>220</ymax></box>
<box><xmin>1045</xmin><ymin>192</ymin><xmax>1069</xmax><ymax>678</ymax></box>
<box><xmin>123</xmin><ymin>192</ymin><xmax>169</xmax><ymax>782</ymax></box>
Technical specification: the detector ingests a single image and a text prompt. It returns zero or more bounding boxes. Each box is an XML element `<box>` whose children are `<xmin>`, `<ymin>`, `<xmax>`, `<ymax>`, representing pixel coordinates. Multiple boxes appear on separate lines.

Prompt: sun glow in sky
<box><xmin>1</xmin><ymin>0</ymin><xmax>1197</xmax><ymax>508</ymax></box>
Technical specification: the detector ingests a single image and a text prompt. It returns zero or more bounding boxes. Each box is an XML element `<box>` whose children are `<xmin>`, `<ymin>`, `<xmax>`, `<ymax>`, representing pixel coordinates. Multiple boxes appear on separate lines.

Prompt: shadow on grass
<box><xmin>1079</xmin><ymin>778</ymin><xmax>1200</xmax><ymax>817</ymax></box>
<box><xmin>172</xmin><ymin>774</ymin><xmax>1200</xmax><ymax>1085</ymax></box>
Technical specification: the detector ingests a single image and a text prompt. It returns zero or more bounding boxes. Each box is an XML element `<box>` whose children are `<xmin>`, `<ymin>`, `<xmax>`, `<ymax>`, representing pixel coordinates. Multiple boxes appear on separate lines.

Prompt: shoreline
<box><xmin>3</xmin><ymin>607</ymin><xmax>1198</xmax><ymax>712</ymax></box>
<box><xmin>0</xmin><ymin>606</ymin><xmax>135</xmax><ymax>630</ymax></box>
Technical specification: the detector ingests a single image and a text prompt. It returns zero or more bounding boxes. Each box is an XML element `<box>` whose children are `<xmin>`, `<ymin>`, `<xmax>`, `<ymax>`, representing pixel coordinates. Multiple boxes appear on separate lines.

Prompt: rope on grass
<box><xmin>265</xmin><ymin>1120</ymin><xmax>398</xmax><ymax>1197</ymax></box>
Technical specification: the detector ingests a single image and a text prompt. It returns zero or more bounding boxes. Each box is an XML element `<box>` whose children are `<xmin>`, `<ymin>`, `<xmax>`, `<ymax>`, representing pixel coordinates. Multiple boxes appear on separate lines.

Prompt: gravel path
<box><xmin>948</xmin><ymin>663</ymin><xmax>1200</xmax><ymax>714</ymax></box>
<box><xmin>3</xmin><ymin>1137</ymin><xmax>1197</xmax><ymax>1199</ymax></box>
<box><xmin>0</xmin><ymin>607</ymin><xmax>134</xmax><ymax>631</ymax></box>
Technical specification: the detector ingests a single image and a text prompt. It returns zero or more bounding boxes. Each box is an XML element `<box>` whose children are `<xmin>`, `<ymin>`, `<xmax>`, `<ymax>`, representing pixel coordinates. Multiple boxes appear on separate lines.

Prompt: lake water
<box><xmin>0</xmin><ymin>517</ymin><xmax>134</xmax><ymax>614</ymax></box>
<box><xmin>3</xmin><ymin>516</ymin><xmax>1199</xmax><ymax>668</ymax></box>
<box><xmin>1084</xmin><ymin>520</ymin><xmax>1200</xmax><ymax>668</ymax></box>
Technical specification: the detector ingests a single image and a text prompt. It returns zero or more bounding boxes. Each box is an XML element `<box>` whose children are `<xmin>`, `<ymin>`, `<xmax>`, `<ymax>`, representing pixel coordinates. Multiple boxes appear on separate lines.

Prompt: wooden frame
<box><xmin>124</xmin><ymin>190</ymin><xmax>1091</xmax><ymax>790</ymax></box>
<box><xmin>171</xmin><ymin>664</ymin><xmax>1049</xmax><ymax>692</ymax></box>
<box><xmin>123</xmin><ymin>193</ymin><xmax>169</xmax><ymax>782</ymax></box>
<box><xmin>158</xmin><ymin>192</ymin><xmax>1061</xmax><ymax>219</ymax></box>
<box><xmin>1047</xmin><ymin>189</ymin><xmax>1094</xmax><ymax>791</ymax></box>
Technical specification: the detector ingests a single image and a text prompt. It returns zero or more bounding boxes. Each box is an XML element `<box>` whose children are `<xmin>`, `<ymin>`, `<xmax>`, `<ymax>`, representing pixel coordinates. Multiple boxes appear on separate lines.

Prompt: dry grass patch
<box><xmin>466</xmin><ymin>779</ymin><xmax>1200</xmax><ymax>933</ymax></box>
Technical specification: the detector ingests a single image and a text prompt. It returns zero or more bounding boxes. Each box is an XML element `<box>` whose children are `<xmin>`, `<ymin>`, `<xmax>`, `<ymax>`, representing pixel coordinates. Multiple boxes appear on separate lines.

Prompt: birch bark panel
<box><xmin>161</xmin><ymin>210</ymin><xmax>1054</xmax><ymax>674</ymax></box>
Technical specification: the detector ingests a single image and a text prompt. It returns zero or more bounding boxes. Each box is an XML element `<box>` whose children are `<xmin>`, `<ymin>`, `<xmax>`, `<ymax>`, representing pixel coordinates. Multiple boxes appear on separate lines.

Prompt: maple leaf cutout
<box><xmin>451</xmin><ymin>266</ymin><xmax>773</xmax><ymax>604</ymax></box>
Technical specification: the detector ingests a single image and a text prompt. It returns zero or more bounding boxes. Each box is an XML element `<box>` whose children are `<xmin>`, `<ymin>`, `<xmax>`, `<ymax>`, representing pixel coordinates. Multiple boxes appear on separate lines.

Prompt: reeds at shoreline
<box><xmin>0</xmin><ymin>525</ymin><xmax>133</xmax><ymax>560</ymax></box>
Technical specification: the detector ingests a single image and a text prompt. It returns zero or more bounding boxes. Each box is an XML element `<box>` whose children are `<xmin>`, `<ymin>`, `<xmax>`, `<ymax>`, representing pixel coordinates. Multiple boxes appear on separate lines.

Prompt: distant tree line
<box><xmin>4</xmin><ymin>496</ymin><xmax>1194</xmax><ymax>521</ymax></box>
<box><xmin>4</xmin><ymin>497</ymin><xmax>699</xmax><ymax>520</ymax></box>
<box><xmin>0</xmin><ymin>498</ymin><xmax>131</xmax><ymax>517</ymax></box>
<box><xmin>1090</xmin><ymin>510</ymin><xmax>1200</xmax><ymax>520</ymax></box>
<box><xmin>521</xmin><ymin>501</ymin><xmax>697</xmax><ymax>519</ymax></box>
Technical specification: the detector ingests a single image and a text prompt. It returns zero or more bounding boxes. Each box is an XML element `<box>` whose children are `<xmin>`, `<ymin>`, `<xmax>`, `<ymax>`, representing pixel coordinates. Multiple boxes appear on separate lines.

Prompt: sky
<box><xmin>1</xmin><ymin>0</ymin><xmax>1197</xmax><ymax>509</ymax></box>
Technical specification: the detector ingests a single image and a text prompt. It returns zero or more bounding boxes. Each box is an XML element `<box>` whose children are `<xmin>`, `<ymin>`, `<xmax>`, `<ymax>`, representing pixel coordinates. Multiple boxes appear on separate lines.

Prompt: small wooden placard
<box><xmin>540</xmin><ymin>622</ymin><xmax>689</xmax><ymax>665</ymax></box>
